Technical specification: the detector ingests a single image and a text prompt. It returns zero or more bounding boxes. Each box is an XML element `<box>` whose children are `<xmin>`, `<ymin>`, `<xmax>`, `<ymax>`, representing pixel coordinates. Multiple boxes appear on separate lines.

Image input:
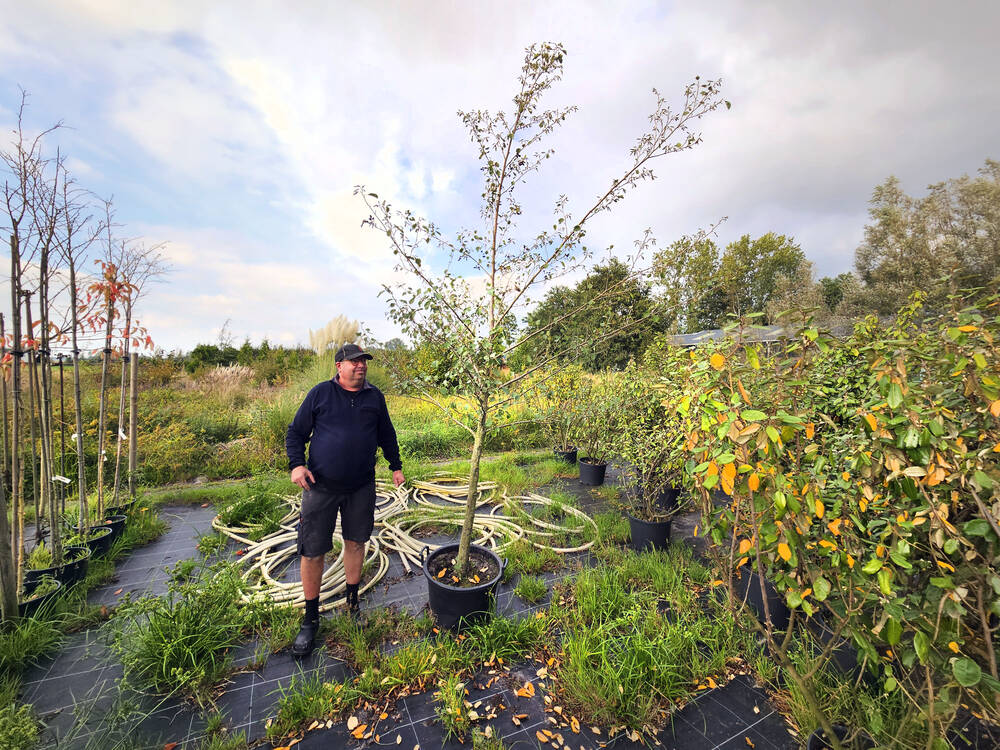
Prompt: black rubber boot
<box><xmin>292</xmin><ymin>617</ymin><xmax>319</xmax><ymax>658</ymax></box>
<box><xmin>347</xmin><ymin>591</ymin><xmax>360</xmax><ymax>621</ymax></box>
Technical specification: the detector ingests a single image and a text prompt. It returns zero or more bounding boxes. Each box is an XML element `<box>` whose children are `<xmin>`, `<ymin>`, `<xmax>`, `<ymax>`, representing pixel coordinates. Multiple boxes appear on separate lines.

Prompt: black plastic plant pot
<box><xmin>18</xmin><ymin>578</ymin><xmax>63</xmax><ymax>619</ymax></box>
<box><xmin>627</xmin><ymin>514</ymin><xmax>672</xmax><ymax>552</ymax></box>
<box><xmin>809</xmin><ymin>611</ymin><xmax>862</xmax><ymax>679</ymax></box>
<box><xmin>655</xmin><ymin>485</ymin><xmax>681</xmax><ymax>510</ymax></box>
<box><xmin>711</xmin><ymin>487</ymin><xmax>729</xmax><ymax>508</ymax></box>
<box><xmin>60</xmin><ymin>546</ymin><xmax>92</xmax><ymax>586</ymax></box>
<box><xmin>553</xmin><ymin>447</ymin><xmax>578</xmax><ymax>465</ymax></box>
<box><xmin>85</xmin><ymin>525</ymin><xmax>114</xmax><ymax>557</ymax></box>
<box><xmin>421</xmin><ymin>543</ymin><xmax>506</xmax><ymax>631</ymax></box>
<box><xmin>103</xmin><ymin>515</ymin><xmax>128</xmax><ymax>544</ymax></box>
<box><xmin>105</xmin><ymin>504</ymin><xmax>132</xmax><ymax>518</ymax></box>
<box><xmin>733</xmin><ymin>570</ymin><xmax>790</xmax><ymax>631</ymax></box>
<box><xmin>578</xmin><ymin>458</ymin><xmax>607</xmax><ymax>486</ymax></box>
<box><xmin>24</xmin><ymin>562</ymin><xmax>66</xmax><ymax>587</ymax></box>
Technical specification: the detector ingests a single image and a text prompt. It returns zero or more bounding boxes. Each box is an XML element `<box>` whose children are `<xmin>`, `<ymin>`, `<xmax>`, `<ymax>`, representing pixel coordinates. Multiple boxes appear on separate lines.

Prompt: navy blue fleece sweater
<box><xmin>285</xmin><ymin>377</ymin><xmax>402</xmax><ymax>491</ymax></box>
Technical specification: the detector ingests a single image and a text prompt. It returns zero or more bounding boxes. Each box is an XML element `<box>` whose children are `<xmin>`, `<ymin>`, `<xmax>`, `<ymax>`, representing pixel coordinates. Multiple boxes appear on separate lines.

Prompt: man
<box><xmin>286</xmin><ymin>342</ymin><xmax>404</xmax><ymax>657</ymax></box>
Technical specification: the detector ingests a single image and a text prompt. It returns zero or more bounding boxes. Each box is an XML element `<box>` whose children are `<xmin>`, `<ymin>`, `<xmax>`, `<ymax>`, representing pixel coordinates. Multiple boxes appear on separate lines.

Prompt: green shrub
<box><xmin>0</xmin><ymin>703</ymin><xmax>39</xmax><ymax>750</ymax></box>
<box><xmin>136</xmin><ymin>421</ymin><xmax>210</xmax><ymax>484</ymax></box>
<box><xmin>109</xmin><ymin>565</ymin><xmax>249</xmax><ymax>704</ymax></box>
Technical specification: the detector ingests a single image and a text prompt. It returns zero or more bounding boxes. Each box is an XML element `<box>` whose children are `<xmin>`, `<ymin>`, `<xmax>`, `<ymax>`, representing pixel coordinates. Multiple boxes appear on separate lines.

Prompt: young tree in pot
<box><xmin>360</xmin><ymin>42</ymin><xmax>728</xmax><ymax>580</ymax></box>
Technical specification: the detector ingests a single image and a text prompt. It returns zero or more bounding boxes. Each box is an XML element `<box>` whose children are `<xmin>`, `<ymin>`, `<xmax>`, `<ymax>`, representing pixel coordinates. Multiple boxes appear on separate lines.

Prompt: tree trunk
<box><xmin>38</xmin><ymin>253</ymin><xmax>60</xmax><ymax>564</ymax></box>
<box><xmin>0</xmin><ymin>479</ymin><xmax>17</xmax><ymax>621</ymax></box>
<box><xmin>23</xmin><ymin>298</ymin><xmax>41</xmax><ymax>543</ymax></box>
<box><xmin>57</xmin><ymin>356</ymin><xmax>67</xmax><ymax>517</ymax></box>
<box><xmin>95</xmin><ymin>295</ymin><xmax>114</xmax><ymax>519</ymax></box>
<box><xmin>455</xmin><ymin>402</ymin><xmax>488</xmax><ymax>575</ymax></box>
<box><xmin>9</xmin><ymin>239</ymin><xmax>24</xmax><ymax>589</ymax></box>
<box><xmin>68</xmin><ymin>260</ymin><xmax>88</xmax><ymax>536</ymax></box>
<box><xmin>111</xmin><ymin>307</ymin><xmax>132</xmax><ymax>506</ymax></box>
<box><xmin>128</xmin><ymin>352</ymin><xmax>138</xmax><ymax>500</ymax></box>
<box><xmin>1</xmin><ymin>314</ymin><xmax>8</xmax><ymax>491</ymax></box>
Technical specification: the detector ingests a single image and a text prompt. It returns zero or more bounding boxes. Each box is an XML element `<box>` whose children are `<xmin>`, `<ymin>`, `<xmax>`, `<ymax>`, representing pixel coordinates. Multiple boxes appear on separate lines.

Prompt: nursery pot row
<box><xmin>421</xmin><ymin>543</ymin><xmax>506</xmax><ymax>631</ymax></box>
<box><xmin>24</xmin><ymin>545</ymin><xmax>91</xmax><ymax>588</ymax></box>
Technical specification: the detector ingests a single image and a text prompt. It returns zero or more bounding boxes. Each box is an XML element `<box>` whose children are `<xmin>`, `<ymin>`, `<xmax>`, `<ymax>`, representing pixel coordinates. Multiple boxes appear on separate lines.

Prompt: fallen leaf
<box><xmin>347</xmin><ymin>716</ymin><xmax>359</xmax><ymax>731</ymax></box>
<box><xmin>396</xmin><ymin>735</ymin><xmax>402</xmax><ymax>745</ymax></box>
<box><xmin>380</xmin><ymin>712</ymin><xmax>389</xmax><ymax>720</ymax></box>
<box><xmin>437</xmin><ymin>568</ymin><xmax>446</xmax><ymax>579</ymax></box>
<box><xmin>164</xmin><ymin>744</ymin><xmax>179</xmax><ymax>750</ymax></box>
<box><xmin>114</xmin><ymin>588</ymin><xmax>123</xmax><ymax>595</ymax></box>
<box><xmin>537</xmin><ymin>731</ymin><xmax>549</xmax><ymax>743</ymax></box>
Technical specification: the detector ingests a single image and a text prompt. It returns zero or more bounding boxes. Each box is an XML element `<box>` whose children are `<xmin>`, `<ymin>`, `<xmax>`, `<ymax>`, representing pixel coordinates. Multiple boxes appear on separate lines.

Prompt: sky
<box><xmin>1</xmin><ymin>0</ymin><xmax>997</xmax><ymax>353</ymax></box>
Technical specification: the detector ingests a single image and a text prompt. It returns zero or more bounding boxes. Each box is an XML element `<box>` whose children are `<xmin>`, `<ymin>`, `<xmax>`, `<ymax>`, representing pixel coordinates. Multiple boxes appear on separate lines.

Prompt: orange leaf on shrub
<box><xmin>710</xmin><ymin>353</ymin><xmax>726</xmax><ymax>370</ymax></box>
<box><xmin>720</xmin><ymin>462</ymin><xmax>736</xmax><ymax>495</ymax></box>
<box><xmin>748</xmin><ymin>472</ymin><xmax>760</xmax><ymax>492</ymax></box>
<box><xmin>814</xmin><ymin>498</ymin><xmax>825</xmax><ymax>519</ymax></box>
<box><xmin>738</xmin><ymin>538</ymin><xmax>752</xmax><ymax>555</ymax></box>
<box><xmin>777</xmin><ymin>543</ymin><xmax>791</xmax><ymax>562</ymax></box>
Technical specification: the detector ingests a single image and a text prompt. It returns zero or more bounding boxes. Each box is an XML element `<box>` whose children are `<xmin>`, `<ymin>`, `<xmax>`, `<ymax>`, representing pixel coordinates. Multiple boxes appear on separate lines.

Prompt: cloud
<box><xmin>2</xmin><ymin>0</ymin><xmax>998</xmax><ymax>350</ymax></box>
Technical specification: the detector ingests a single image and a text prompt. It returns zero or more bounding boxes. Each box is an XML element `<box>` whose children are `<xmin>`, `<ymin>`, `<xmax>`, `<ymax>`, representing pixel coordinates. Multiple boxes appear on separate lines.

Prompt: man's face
<box><xmin>336</xmin><ymin>357</ymin><xmax>367</xmax><ymax>388</ymax></box>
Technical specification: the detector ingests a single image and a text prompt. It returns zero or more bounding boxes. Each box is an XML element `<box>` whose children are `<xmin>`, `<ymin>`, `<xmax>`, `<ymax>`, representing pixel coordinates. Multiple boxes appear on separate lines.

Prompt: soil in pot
<box><xmin>578</xmin><ymin>458</ymin><xmax>607</xmax><ymax>486</ymax></box>
<box><xmin>553</xmin><ymin>446</ymin><xmax>578</xmax><ymax>465</ymax></box>
<box><xmin>628</xmin><ymin>514</ymin><xmax>672</xmax><ymax>551</ymax></box>
<box><xmin>423</xmin><ymin>543</ymin><xmax>504</xmax><ymax>630</ymax></box>
<box><xmin>19</xmin><ymin>577</ymin><xmax>63</xmax><ymax>618</ymax></box>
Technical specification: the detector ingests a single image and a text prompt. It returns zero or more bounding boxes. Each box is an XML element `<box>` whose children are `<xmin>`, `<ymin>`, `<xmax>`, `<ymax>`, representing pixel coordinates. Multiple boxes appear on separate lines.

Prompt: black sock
<box><xmin>304</xmin><ymin>597</ymin><xmax>319</xmax><ymax>623</ymax></box>
<box><xmin>345</xmin><ymin>582</ymin><xmax>359</xmax><ymax>603</ymax></box>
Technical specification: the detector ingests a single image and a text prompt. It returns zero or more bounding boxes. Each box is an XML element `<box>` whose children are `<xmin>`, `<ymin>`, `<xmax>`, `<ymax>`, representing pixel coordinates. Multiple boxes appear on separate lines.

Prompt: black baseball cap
<box><xmin>335</xmin><ymin>343</ymin><xmax>373</xmax><ymax>363</ymax></box>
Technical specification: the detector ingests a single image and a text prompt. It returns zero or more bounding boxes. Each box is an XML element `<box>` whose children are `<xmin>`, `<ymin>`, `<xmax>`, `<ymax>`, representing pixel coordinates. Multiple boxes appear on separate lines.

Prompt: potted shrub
<box><xmin>610</xmin><ymin>354</ymin><xmax>693</xmax><ymax>550</ymax></box>
<box><xmin>574</xmin><ymin>376</ymin><xmax>617</xmax><ymax>486</ymax></box>
<box><xmin>536</xmin><ymin>364</ymin><xmax>586</xmax><ymax>465</ymax></box>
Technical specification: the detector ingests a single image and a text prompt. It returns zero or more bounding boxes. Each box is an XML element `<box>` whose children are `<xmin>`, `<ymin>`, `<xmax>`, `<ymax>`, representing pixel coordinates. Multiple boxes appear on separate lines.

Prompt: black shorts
<box><xmin>297</xmin><ymin>481</ymin><xmax>376</xmax><ymax>557</ymax></box>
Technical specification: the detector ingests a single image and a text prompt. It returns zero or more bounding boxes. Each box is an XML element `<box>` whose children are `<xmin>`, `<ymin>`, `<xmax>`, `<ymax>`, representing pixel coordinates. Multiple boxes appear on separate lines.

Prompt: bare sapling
<box><xmin>110</xmin><ymin>242</ymin><xmax>165</xmax><ymax>507</ymax></box>
<box><xmin>360</xmin><ymin>43</ymin><xmax>728</xmax><ymax>573</ymax></box>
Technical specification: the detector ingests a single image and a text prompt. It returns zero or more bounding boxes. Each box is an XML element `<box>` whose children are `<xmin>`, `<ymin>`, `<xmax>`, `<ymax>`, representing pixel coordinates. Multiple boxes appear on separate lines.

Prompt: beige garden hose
<box><xmin>211</xmin><ymin>477</ymin><xmax>596</xmax><ymax>612</ymax></box>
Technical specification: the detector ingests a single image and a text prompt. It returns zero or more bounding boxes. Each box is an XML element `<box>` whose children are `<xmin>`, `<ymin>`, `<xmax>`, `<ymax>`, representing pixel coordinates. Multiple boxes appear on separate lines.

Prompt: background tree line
<box><xmin>508</xmin><ymin>157</ymin><xmax>999</xmax><ymax>370</ymax></box>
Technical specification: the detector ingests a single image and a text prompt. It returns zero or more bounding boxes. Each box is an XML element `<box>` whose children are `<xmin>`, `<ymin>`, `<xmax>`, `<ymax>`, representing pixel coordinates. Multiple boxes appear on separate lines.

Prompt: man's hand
<box><xmin>291</xmin><ymin>466</ymin><xmax>316</xmax><ymax>490</ymax></box>
<box><xmin>392</xmin><ymin>470</ymin><xmax>405</xmax><ymax>487</ymax></box>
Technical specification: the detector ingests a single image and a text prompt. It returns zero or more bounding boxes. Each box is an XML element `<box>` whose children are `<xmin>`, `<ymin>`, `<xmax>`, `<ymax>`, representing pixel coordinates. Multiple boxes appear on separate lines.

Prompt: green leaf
<box><xmin>878</xmin><ymin>568</ymin><xmax>892</xmax><ymax>595</ymax></box>
<box><xmin>887</xmin><ymin>382</ymin><xmax>903</xmax><ymax>409</ymax></box>
<box><xmin>973</xmin><ymin>470</ymin><xmax>994</xmax><ymax>491</ymax></box>
<box><xmin>741</xmin><ymin>409</ymin><xmax>767</xmax><ymax>421</ymax></box>
<box><xmin>964</xmin><ymin>519</ymin><xmax>992</xmax><ymax>538</ymax></box>
<box><xmin>862</xmin><ymin>558</ymin><xmax>883</xmax><ymax>575</ymax></box>
<box><xmin>884</xmin><ymin>676</ymin><xmax>898</xmax><ymax>692</ymax></box>
<box><xmin>974</xmin><ymin>352</ymin><xmax>987</xmax><ymax>369</ymax></box>
<box><xmin>813</xmin><ymin>576</ymin><xmax>831</xmax><ymax>602</ymax></box>
<box><xmin>885</xmin><ymin>617</ymin><xmax>902</xmax><ymax>646</ymax></box>
<box><xmin>786</xmin><ymin>590</ymin><xmax>803</xmax><ymax>609</ymax></box>
<box><xmin>889</xmin><ymin>552</ymin><xmax>912</xmax><ymax>570</ymax></box>
<box><xmin>943</xmin><ymin>538</ymin><xmax>958</xmax><ymax>555</ymax></box>
<box><xmin>952</xmin><ymin>658</ymin><xmax>982</xmax><ymax>687</ymax></box>
<box><xmin>913</xmin><ymin>631</ymin><xmax>929</xmax><ymax>663</ymax></box>
<box><xmin>765</xmin><ymin>426</ymin><xmax>780</xmax><ymax>443</ymax></box>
